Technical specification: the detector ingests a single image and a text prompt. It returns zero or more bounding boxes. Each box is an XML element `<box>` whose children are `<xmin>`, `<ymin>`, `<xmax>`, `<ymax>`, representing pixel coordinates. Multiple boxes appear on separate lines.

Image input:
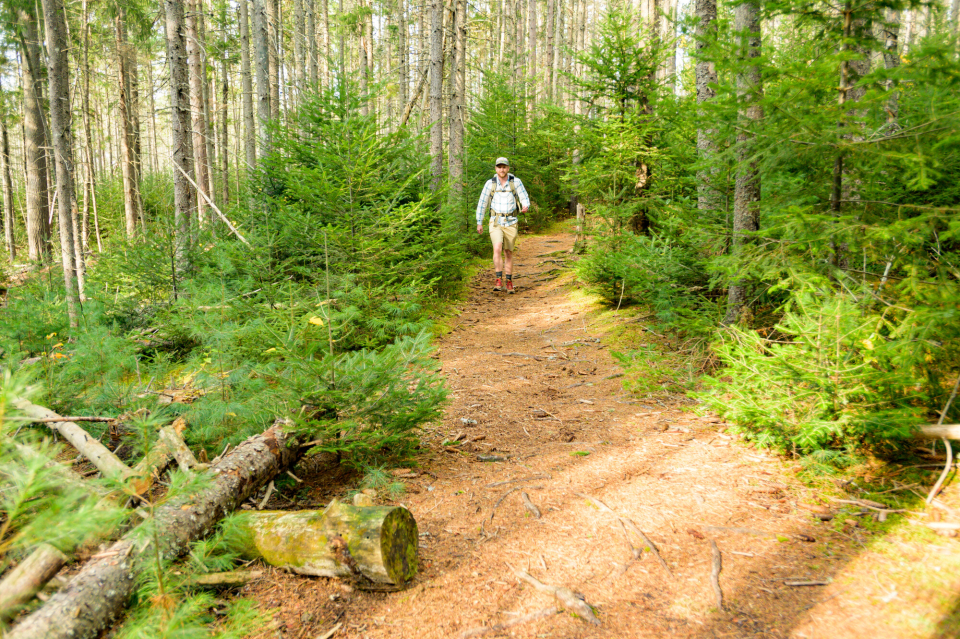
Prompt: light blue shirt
<box><xmin>475</xmin><ymin>174</ymin><xmax>531</xmax><ymax>227</ymax></box>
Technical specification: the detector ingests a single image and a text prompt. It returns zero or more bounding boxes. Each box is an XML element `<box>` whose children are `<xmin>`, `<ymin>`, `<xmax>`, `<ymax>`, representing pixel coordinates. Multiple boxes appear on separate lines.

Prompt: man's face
<box><xmin>496</xmin><ymin>164</ymin><xmax>509</xmax><ymax>179</ymax></box>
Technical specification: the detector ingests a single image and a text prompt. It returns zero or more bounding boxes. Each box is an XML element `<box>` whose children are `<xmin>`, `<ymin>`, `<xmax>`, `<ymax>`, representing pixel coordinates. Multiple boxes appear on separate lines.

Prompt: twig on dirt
<box><xmin>710</xmin><ymin>540</ymin><xmax>723</xmax><ymax>611</ymax></box>
<box><xmin>29</xmin><ymin>416</ymin><xmax>116</xmax><ymax>423</ymax></box>
<box><xmin>485</xmin><ymin>473</ymin><xmax>551</xmax><ymax>488</ymax></box>
<box><xmin>459</xmin><ymin>607</ymin><xmax>558</xmax><ymax>638</ymax></box>
<box><xmin>316</xmin><ymin>622</ymin><xmax>343</xmax><ymax>639</ymax></box>
<box><xmin>422</xmin><ymin>497</ymin><xmax>446</xmax><ymax>515</ymax></box>
<box><xmin>784</xmin><ymin>580</ymin><xmax>831</xmax><ymax>586</ymax></box>
<box><xmin>520</xmin><ymin>492</ymin><xmax>542</xmax><ymax>519</ymax></box>
<box><xmin>509</xmin><ymin>566</ymin><xmax>600</xmax><ymax>625</ymax></box>
<box><xmin>490</xmin><ymin>488</ymin><xmax>522</xmax><ymax>523</ymax></box>
<box><xmin>574</xmin><ymin>492</ymin><xmax>672</xmax><ymax>578</ymax></box>
<box><xmin>616</xmin><ymin>519</ymin><xmax>641</xmax><ymax>559</ymax></box>
<box><xmin>534</xmin><ymin>407</ymin><xmax>562</xmax><ymax>423</ymax></box>
<box><xmin>257</xmin><ymin>480</ymin><xmax>274</xmax><ymax>510</ymax></box>
<box><xmin>927</xmin><ymin>372</ymin><xmax>960</xmax><ymax>505</ymax></box>
<box><xmin>285</xmin><ymin>470</ymin><xmax>303</xmax><ymax>483</ymax></box>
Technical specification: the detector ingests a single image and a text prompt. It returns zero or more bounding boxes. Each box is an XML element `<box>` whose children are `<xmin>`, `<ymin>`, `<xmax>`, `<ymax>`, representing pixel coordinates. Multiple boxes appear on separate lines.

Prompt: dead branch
<box><xmin>710</xmin><ymin>540</ymin><xmax>723</xmax><ymax>611</ymax></box>
<box><xmin>511</xmin><ymin>567</ymin><xmax>599</xmax><ymax>625</ymax></box>
<box><xmin>520</xmin><ymin>492</ymin><xmax>541</xmax><ymax>519</ymax></box>
<box><xmin>574</xmin><ymin>492</ymin><xmax>671</xmax><ymax>578</ymax></box>
<box><xmin>27</xmin><ymin>417</ymin><xmax>115</xmax><ymax>424</ymax></box>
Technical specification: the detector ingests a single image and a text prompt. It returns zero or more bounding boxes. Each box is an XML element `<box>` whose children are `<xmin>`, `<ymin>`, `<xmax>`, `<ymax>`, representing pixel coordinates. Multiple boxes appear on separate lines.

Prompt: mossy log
<box><xmin>236</xmin><ymin>500</ymin><xmax>418</xmax><ymax>588</ymax></box>
<box><xmin>0</xmin><ymin>544</ymin><xmax>68</xmax><ymax>622</ymax></box>
<box><xmin>6</xmin><ymin>420</ymin><xmax>301</xmax><ymax>639</ymax></box>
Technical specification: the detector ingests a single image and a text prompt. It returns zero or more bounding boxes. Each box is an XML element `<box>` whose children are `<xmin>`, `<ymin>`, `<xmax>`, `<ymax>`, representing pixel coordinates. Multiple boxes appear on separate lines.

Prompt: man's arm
<box><xmin>515</xmin><ymin>178</ymin><xmax>531</xmax><ymax>213</ymax></box>
<box><xmin>476</xmin><ymin>179</ymin><xmax>492</xmax><ymax>232</ymax></box>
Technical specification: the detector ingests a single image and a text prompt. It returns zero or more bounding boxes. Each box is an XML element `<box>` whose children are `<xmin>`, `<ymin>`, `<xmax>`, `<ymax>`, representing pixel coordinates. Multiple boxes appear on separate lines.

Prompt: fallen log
<box><xmin>7</xmin><ymin>419</ymin><xmax>301</xmax><ymax>639</ymax></box>
<box><xmin>0</xmin><ymin>544</ymin><xmax>68</xmax><ymax>622</ymax></box>
<box><xmin>235</xmin><ymin>501</ymin><xmax>418</xmax><ymax>588</ymax></box>
<box><xmin>187</xmin><ymin>570</ymin><xmax>264</xmax><ymax>589</ymax></box>
<box><xmin>14</xmin><ymin>400</ymin><xmax>135</xmax><ymax>482</ymax></box>
<box><xmin>919</xmin><ymin>424</ymin><xmax>960</xmax><ymax>439</ymax></box>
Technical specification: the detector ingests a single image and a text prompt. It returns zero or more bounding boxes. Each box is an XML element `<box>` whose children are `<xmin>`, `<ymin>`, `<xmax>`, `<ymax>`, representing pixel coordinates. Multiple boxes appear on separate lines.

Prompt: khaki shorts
<box><xmin>489</xmin><ymin>221</ymin><xmax>519</xmax><ymax>252</ymax></box>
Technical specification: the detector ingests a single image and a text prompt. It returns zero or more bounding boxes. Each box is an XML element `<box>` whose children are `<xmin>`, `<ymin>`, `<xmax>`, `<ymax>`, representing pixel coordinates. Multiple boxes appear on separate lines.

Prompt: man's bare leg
<box><xmin>492</xmin><ymin>242</ymin><xmax>504</xmax><ymax>273</ymax></box>
<box><xmin>503</xmin><ymin>249</ymin><xmax>513</xmax><ymax>276</ymax></box>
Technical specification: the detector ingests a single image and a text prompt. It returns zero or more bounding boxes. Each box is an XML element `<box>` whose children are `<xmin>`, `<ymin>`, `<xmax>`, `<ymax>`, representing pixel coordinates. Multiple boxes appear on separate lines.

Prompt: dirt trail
<box><xmin>250</xmin><ymin>231</ymin><xmax>960</xmax><ymax>639</ymax></box>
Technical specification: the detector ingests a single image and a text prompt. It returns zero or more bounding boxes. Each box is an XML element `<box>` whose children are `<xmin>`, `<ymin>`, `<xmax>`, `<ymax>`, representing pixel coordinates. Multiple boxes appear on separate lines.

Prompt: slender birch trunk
<box><xmin>2</xmin><ymin>113</ymin><xmax>14</xmax><ymax>262</ymax></box>
<box><xmin>448</xmin><ymin>0</ymin><xmax>465</xmax><ymax>198</ymax></box>
<box><xmin>18</xmin><ymin>9</ymin><xmax>50</xmax><ymax>263</ymax></box>
<box><xmin>724</xmin><ymin>0</ymin><xmax>762</xmax><ymax>325</ymax></box>
<box><xmin>240</xmin><ymin>0</ymin><xmax>258</xmax><ymax>172</ymax></box>
<box><xmin>266</xmin><ymin>0</ymin><xmax>281</xmax><ymax>121</ymax></box>
<box><xmin>695</xmin><ymin>0</ymin><xmax>720</xmax><ymax>214</ymax></box>
<box><xmin>187</xmin><ymin>0</ymin><xmax>210</xmax><ymax>227</ymax></box>
<box><xmin>117</xmin><ymin>14</ymin><xmax>140</xmax><ymax>238</ymax></box>
<box><xmin>308</xmin><ymin>0</ymin><xmax>318</xmax><ymax>85</ymax></box>
<box><xmin>41</xmin><ymin>0</ymin><xmax>82</xmax><ymax>324</ymax></box>
<box><xmin>882</xmin><ymin>9</ymin><xmax>901</xmax><ymax>130</ymax></box>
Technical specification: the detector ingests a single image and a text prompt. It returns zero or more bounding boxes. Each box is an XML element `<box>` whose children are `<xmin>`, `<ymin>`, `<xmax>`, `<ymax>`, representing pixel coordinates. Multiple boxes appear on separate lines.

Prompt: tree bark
<box><xmin>18</xmin><ymin>8</ymin><xmax>51</xmax><ymax>263</ymax></box>
<box><xmin>15</xmin><ymin>399</ymin><xmax>137</xmax><ymax>482</ymax></box>
<box><xmin>695</xmin><ymin>0</ymin><xmax>720</xmax><ymax>215</ymax></box>
<box><xmin>219</xmin><ymin>4</ymin><xmax>230</xmax><ymax>205</ymax></box>
<box><xmin>0</xmin><ymin>544</ymin><xmax>68</xmax><ymax>622</ymax></box>
<box><xmin>429</xmin><ymin>0</ymin><xmax>444</xmax><ymax>190</ymax></box>
<box><xmin>199</xmin><ymin>5</ymin><xmax>217</xmax><ymax>210</ymax></box>
<box><xmin>5</xmin><ymin>421</ymin><xmax>303</xmax><ymax>639</ymax></box>
<box><xmin>266</xmin><ymin>0</ymin><xmax>281</xmax><ymax>121</ymax></box>
<box><xmin>240</xmin><ymin>0</ymin><xmax>257</xmax><ymax>174</ymax></box>
<box><xmin>41</xmin><ymin>0</ymin><xmax>83</xmax><ymax>324</ymax></box>
<box><xmin>448</xmin><ymin>0</ymin><xmax>465</xmax><ymax>198</ymax></box>
<box><xmin>399</xmin><ymin>12</ymin><xmax>408</xmax><ymax>110</ymax></box>
<box><xmin>545</xmin><ymin>0</ymin><xmax>555</xmax><ymax>102</ymax></box>
<box><xmin>882</xmin><ymin>9</ymin><xmax>900</xmax><ymax>130</ymax></box>
<box><xmin>527</xmin><ymin>0</ymin><xmax>537</xmax><ymax>109</ymax></box>
<box><xmin>2</xmin><ymin>113</ymin><xmax>14</xmax><ymax>262</ymax></box>
<box><xmin>723</xmin><ymin>0</ymin><xmax>762</xmax><ymax>325</ymax></box>
<box><xmin>308</xmin><ymin>0</ymin><xmax>318</xmax><ymax>86</ymax></box>
<box><xmin>187</xmin><ymin>0</ymin><xmax>211</xmax><ymax>229</ymax></box>
<box><xmin>252</xmin><ymin>0</ymin><xmax>273</xmax><ymax>159</ymax></box>
<box><xmin>166</xmin><ymin>0</ymin><xmax>196</xmax><ymax>274</ymax></box>
<box><xmin>294</xmin><ymin>0</ymin><xmax>304</xmax><ymax>103</ymax></box>
<box><xmin>236</xmin><ymin>501</ymin><xmax>418</xmax><ymax>586</ymax></box>
<box><xmin>117</xmin><ymin>14</ymin><xmax>141</xmax><ymax>239</ymax></box>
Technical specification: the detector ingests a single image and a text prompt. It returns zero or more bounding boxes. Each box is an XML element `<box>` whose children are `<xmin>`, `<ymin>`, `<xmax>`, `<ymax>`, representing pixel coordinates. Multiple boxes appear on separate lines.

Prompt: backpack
<box><xmin>487</xmin><ymin>174</ymin><xmax>522</xmax><ymax>216</ymax></box>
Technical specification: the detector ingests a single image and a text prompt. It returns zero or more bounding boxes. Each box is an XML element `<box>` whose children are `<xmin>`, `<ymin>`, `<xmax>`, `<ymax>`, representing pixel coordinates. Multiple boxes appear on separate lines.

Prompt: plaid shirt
<box><xmin>475</xmin><ymin>174</ymin><xmax>531</xmax><ymax>227</ymax></box>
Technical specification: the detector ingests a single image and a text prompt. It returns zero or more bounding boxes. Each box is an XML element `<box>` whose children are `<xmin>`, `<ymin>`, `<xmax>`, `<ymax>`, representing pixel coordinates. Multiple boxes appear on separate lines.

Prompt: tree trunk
<box><xmin>240</xmin><ymin>0</ymin><xmax>258</xmax><ymax>174</ymax></box>
<box><xmin>2</xmin><ymin>113</ymin><xmax>14</xmax><ymax>262</ymax></box>
<box><xmin>723</xmin><ymin>0</ymin><xmax>762</xmax><ymax>325</ymax></box>
<box><xmin>166</xmin><ymin>0</ymin><xmax>196</xmax><ymax>274</ymax></box>
<box><xmin>41</xmin><ymin>0</ymin><xmax>83</xmax><ymax>325</ymax></box>
<box><xmin>266</xmin><ymin>0</ymin><xmax>281</xmax><ymax>121</ymax></box>
<box><xmin>882</xmin><ymin>9</ymin><xmax>900</xmax><ymax>130</ymax></box>
<box><xmin>399</xmin><ymin>12</ymin><xmax>408</xmax><ymax>110</ymax></box>
<box><xmin>695</xmin><ymin>0</ymin><xmax>720</xmax><ymax>215</ymax></box>
<box><xmin>253</xmin><ymin>0</ymin><xmax>273</xmax><ymax>158</ymax></box>
<box><xmin>308</xmin><ymin>0</ymin><xmax>318</xmax><ymax>86</ymax></box>
<box><xmin>360</xmin><ymin>0</ymin><xmax>370</xmax><ymax>116</ymax></box>
<box><xmin>236</xmin><ymin>501</ymin><xmax>418</xmax><ymax>586</ymax></box>
<box><xmin>187</xmin><ymin>0</ymin><xmax>211</xmax><ymax>229</ymax></box>
<box><xmin>448</xmin><ymin>0</ymin><xmax>465</xmax><ymax>198</ymax></box>
<box><xmin>18</xmin><ymin>9</ymin><xmax>51</xmax><ymax>263</ymax></box>
<box><xmin>545</xmin><ymin>0</ymin><xmax>555</xmax><ymax>101</ymax></box>
<box><xmin>429</xmin><ymin>0</ymin><xmax>444</xmax><ymax>190</ymax></box>
<box><xmin>527</xmin><ymin>0</ymin><xmax>537</xmax><ymax>109</ymax></box>
<box><xmin>322</xmin><ymin>0</ymin><xmax>331</xmax><ymax>88</ymax></box>
<box><xmin>148</xmin><ymin>49</ymin><xmax>160</xmax><ymax>175</ymax></box>
<box><xmin>200</xmin><ymin>5</ymin><xmax>217</xmax><ymax>211</ymax></box>
<box><xmin>294</xmin><ymin>0</ymin><xmax>304</xmax><ymax>103</ymax></box>
<box><xmin>117</xmin><ymin>14</ymin><xmax>140</xmax><ymax>239</ymax></box>
<box><xmin>5</xmin><ymin>421</ymin><xmax>303</xmax><ymax>639</ymax></box>
<box><xmin>220</xmin><ymin>36</ymin><xmax>230</xmax><ymax>205</ymax></box>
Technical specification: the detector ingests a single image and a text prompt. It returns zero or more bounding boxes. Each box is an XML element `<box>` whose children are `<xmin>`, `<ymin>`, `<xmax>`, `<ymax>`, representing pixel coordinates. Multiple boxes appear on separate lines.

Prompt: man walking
<box><xmin>475</xmin><ymin>157</ymin><xmax>531</xmax><ymax>293</ymax></box>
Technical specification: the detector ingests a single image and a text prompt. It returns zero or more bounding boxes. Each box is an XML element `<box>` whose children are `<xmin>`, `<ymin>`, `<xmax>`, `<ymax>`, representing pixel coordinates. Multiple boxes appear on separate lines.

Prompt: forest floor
<box><xmin>242</xmin><ymin>230</ymin><xmax>960</xmax><ymax>639</ymax></box>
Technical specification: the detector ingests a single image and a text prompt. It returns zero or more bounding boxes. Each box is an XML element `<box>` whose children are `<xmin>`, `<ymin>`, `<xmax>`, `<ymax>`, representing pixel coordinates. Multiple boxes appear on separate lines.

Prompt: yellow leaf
<box><xmin>46</xmin><ymin>332</ymin><xmax>57</xmax><ymax>339</ymax></box>
<box><xmin>263</xmin><ymin>347</ymin><xmax>277</xmax><ymax>354</ymax></box>
<box><xmin>52</xmin><ymin>342</ymin><xmax>63</xmax><ymax>349</ymax></box>
<box><xmin>309</xmin><ymin>316</ymin><xmax>325</xmax><ymax>326</ymax></box>
<box><xmin>49</xmin><ymin>352</ymin><xmax>68</xmax><ymax>360</ymax></box>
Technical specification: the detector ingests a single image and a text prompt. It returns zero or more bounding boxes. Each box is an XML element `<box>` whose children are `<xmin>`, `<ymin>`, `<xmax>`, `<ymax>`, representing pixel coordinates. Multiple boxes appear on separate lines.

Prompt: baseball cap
<box><xmin>495</xmin><ymin>157</ymin><xmax>510</xmax><ymax>166</ymax></box>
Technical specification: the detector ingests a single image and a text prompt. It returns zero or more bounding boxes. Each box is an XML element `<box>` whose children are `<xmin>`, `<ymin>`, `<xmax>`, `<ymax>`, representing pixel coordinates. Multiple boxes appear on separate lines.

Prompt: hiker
<box><xmin>475</xmin><ymin>157</ymin><xmax>531</xmax><ymax>294</ymax></box>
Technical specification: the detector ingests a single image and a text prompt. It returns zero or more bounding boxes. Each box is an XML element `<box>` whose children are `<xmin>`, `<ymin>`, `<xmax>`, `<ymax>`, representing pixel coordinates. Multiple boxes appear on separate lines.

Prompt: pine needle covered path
<box><xmin>245</xmin><ymin>231</ymin><xmax>960</xmax><ymax>639</ymax></box>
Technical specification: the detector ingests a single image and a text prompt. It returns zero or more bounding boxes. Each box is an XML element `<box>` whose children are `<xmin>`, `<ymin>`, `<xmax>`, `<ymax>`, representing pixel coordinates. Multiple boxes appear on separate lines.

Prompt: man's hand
<box><xmin>521</xmin><ymin>206</ymin><xmax>529</xmax><ymax>213</ymax></box>
<box><xmin>477</xmin><ymin>224</ymin><xmax>483</xmax><ymax>234</ymax></box>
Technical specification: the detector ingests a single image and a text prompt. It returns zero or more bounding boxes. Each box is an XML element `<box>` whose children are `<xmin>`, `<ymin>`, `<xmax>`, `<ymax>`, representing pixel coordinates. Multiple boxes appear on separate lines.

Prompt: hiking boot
<box><xmin>493</xmin><ymin>278</ymin><xmax>503</xmax><ymax>292</ymax></box>
<box><xmin>506</xmin><ymin>280</ymin><xmax>515</xmax><ymax>294</ymax></box>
